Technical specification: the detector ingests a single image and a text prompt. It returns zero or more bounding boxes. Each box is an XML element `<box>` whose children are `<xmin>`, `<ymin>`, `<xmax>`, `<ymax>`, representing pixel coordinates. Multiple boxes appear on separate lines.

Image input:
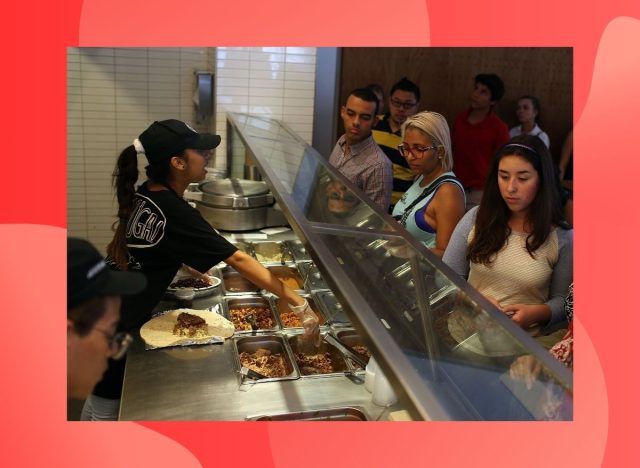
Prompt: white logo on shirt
<box><xmin>126</xmin><ymin>196</ymin><xmax>166</xmax><ymax>247</ymax></box>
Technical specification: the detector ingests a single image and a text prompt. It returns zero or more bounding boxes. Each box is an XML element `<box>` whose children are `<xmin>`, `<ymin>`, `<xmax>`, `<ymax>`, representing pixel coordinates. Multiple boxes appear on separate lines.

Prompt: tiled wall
<box><xmin>214</xmin><ymin>47</ymin><xmax>316</xmax><ymax>176</ymax></box>
<box><xmin>68</xmin><ymin>46</ymin><xmax>318</xmax><ymax>253</ymax></box>
<box><xmin>67</xmin><ymin>47</ymin><xmax>214</xmax><ymax>252</ymax></box>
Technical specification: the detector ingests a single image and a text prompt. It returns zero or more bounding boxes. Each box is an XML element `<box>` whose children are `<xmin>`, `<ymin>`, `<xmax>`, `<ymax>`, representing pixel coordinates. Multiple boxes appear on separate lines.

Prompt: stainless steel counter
<box><xmin>119</xmin><ymin>293</ymin><xmax>395</xmax><ymax>421</ymax></box>
<box><xmin>118</xmin><ymin>229</ymin><xmax>400</xmax><ymax>421</ymax></box>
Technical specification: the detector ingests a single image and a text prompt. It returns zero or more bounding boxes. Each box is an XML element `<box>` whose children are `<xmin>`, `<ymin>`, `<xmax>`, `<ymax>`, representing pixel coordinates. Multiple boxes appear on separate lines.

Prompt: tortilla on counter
<box><xmin>140</xmin><ymin>309</ymin><xmax>234</xmax><ymax>348</ymax></box>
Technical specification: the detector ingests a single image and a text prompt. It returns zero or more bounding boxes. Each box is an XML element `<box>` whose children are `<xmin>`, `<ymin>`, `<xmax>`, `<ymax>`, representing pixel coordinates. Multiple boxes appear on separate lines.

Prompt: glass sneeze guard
<box><xmin>226</xmin><ymin>113</ymin><xmax>573</xmax><ymax>420</ymax></box>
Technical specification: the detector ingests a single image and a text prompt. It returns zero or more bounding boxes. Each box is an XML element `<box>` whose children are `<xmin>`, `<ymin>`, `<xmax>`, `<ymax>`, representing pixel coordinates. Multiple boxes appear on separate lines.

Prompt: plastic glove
<box><xmin>289</xmin><ymin>299</ymin><xmax>321</xmax><ymax>347</ymax></box>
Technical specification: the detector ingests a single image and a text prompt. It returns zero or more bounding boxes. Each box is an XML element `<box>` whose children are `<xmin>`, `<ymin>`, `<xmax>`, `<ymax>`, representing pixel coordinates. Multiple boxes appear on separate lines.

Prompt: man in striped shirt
<box><xmin>328</xmin><ymin>88</ymin><xmax>392</xmax><ymax>211</ymax></box>
<box><xmin>371</xmin><ymin>77</ymin><xmax>420</xmax><ymax>211</ymax></box>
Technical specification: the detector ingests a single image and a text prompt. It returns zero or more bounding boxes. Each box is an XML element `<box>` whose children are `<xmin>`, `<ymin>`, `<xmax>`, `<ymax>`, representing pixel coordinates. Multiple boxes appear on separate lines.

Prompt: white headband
<box><xmin>133</xmin><ymin>138</ymin><xmax>146</xmax><ymax>155</ymax></box>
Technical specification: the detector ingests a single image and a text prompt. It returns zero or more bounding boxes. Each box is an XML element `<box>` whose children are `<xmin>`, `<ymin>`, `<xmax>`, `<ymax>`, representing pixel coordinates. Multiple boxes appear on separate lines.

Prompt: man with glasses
<box><xmin>372</xmin><ymin>77</ymin><xmax>421</xmax><ymax>211</ymax></box>
<box><xmin>452</xmin><ymin>73</ymin><xmax>510</xmax><ymax>210</ymax></box>
<box><xmin>329</xmin><ymin>87</ymin><xmax>392</xmax><ymax>210</ymax></box>
<box><xmin>67</xmin><ymin>237</ymin><xmax>146</xmax><ymax>412</ymax></box>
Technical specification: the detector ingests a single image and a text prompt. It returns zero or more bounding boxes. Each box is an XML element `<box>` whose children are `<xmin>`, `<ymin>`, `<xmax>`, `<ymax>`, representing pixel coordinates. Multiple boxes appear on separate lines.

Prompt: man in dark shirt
<box><xmin>452</xmin><ymin>73</ymin><xmax>510</xmax><ymax>209</ymax></box>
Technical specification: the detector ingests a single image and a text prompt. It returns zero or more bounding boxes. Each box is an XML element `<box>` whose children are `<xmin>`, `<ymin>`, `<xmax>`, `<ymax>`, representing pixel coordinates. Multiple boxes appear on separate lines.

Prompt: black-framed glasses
<box><xmin>94</xmin><ymin>328</ymin><xmax>133</xmax><ymax>360</ymax></box>
<box><xmin>398</xmin><ymin>144</ymin><xmax>439</xmax><ymax>159</ymax></box>
<box><xmin>390</xmin><ymin>99</ymin><xmax>417</xmax><ymax>110</ymax></box>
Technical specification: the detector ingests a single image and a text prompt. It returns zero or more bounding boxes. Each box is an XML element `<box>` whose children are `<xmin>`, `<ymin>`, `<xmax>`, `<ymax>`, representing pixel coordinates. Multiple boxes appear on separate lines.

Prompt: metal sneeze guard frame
<box><xmin>226</xmin><ymin>112</ymin><xmax>573</xmax><ymax>421</ymax></box>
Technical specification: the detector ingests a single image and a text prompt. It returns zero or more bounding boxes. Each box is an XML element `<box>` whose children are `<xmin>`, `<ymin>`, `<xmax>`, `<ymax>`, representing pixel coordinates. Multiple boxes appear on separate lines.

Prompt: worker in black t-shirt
<box><xmin>81</xmin><ymin>119</ymin><xmax>319</xmax><ymax>421</ymax></box>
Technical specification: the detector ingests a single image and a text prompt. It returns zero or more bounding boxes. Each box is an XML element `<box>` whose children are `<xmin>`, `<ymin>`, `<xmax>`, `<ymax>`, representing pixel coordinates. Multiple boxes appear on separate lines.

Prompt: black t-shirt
<box><xmin>117</xmin><ymin>182</ymin><xmax>237</xmax><ymax>329</ymax></box>
<box><xmin>95</xmin><ymin>182</ymin><xmax>238</xmax><ymax>399</ymax></box>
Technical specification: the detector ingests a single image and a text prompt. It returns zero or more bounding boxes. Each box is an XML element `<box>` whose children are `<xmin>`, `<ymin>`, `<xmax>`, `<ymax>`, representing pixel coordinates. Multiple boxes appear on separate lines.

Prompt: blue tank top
<box><xmin>391</xmin><ymin>171</ymin><xmax>464</xmax><ymax>247</ymax></box>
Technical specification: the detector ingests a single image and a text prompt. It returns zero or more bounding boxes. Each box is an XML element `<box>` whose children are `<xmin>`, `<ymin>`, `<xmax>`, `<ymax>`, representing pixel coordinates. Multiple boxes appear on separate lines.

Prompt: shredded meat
<box><xmin>230</xmin><ymin>306</ymin><xmax>274</xmax><ymax>330</ymax></box>
<box><xmin>295</xmin><ymin>352</ymin><xmax>335</xmax><ymax>375</ymax></box>
<box><xmin>280</xmin><ymin>311</ymin><xmax>302</xmax><ymax>327</ymax></box>
<box><xmin>239</xmin><ymin>348</ymin><xmax>288</xmax><ymax>377</ymax></box>
<box><xmin>349</xmin><ymin>345</ymin><xmax>371</xmax><ymax>369</ymax></box>
<box><xmin>173</xmin><ymin>312</ymin><xmax>207</xmax><ymax>337</ymax></box>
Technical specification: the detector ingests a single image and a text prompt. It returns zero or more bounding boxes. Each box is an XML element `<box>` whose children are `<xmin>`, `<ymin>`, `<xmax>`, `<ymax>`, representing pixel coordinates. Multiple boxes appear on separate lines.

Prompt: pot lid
<box><xmin>198</xmin><ymin>178</ymin><xmax>273</xmax><ymax>209</ymax></box>
<box><xmin>200</xmin><ymin>178</ymin><xmax>269</xmax><ymax>197</ymax></box>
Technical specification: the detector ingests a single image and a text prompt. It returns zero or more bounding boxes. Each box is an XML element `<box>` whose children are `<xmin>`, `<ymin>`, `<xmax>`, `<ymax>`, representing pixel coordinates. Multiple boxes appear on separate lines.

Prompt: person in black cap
<box><xmin>81</xmin><ymin>119</ymin><xmax>319</xmax><ymax>420</ymax></box>
<box><xmin>67</xmin><ymin>237</ymin><xmax>146</xmax><ymax>400</ymax></box>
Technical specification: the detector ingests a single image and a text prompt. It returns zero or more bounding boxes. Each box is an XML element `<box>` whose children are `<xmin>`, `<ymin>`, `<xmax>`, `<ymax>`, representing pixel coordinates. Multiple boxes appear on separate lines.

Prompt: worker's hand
<box><xmin>289</xmin><ymin>299</ymin><xmax>321</xmax><ymax>347</ymax></box>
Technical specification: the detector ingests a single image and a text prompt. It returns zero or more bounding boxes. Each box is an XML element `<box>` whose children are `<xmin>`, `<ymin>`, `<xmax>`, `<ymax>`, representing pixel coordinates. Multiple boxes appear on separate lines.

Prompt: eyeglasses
<box><xmin>398</xmin><ymin>144</ymin><xmax>439</xmax><ymax>159</ymax></box>
<box><xmin>390</xmin><ymin>99</ymin><xmax>417</xmax><ymax>110</ymax></box>
<box><xmin>94</xmin><ymin>328</ymin><xmax>133</xmax><ymax>360</ymax></box>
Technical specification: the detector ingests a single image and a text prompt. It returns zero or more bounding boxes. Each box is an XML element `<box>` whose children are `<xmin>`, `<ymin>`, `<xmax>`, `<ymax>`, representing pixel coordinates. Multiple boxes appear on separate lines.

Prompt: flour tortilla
<box><xmin>140</xmin><ymin>309</ymin><xmax>234</xmax><ymax>348</ymax></box>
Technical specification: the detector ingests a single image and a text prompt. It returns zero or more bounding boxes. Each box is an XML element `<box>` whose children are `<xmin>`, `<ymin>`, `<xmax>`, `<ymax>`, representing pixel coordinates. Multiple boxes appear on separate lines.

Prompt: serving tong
<box><xmin>245</xmin><ymin>313</ymin><xmax>259</xmax><ymax>333</ymax></box>
<box><xmin>240</xmin><ymin>366</ymin><xmax>269</xmax><ymax>381</ymax></box>
<box><xmin>323</xmin><ymin>332</ymin><xmax>368</xmax><ymax>369</ymax></box>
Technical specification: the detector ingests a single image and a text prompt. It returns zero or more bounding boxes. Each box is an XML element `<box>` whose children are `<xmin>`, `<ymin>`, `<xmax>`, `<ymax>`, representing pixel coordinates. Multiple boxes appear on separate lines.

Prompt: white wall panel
<box><xmin>215</xmin><ymin>47</ymin><xmax>316</xmax><ymax>167</ymax></box>
<box><xmin>67</xmin><ymin>47</ymin><xmax>213</xmax><ymax>253</ymax></box>
<box><xmin>70</xmin><ymin>46</ymin><xmax>316</xmax><ymax>252</ymax></box>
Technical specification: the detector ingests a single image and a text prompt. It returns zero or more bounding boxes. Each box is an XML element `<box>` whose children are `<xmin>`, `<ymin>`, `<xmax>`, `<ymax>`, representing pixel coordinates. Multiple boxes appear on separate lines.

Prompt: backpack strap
<box><xmin>396</xmin><ymin>174</ymin><xmax>461</xmax><ymax>227</ymax></box>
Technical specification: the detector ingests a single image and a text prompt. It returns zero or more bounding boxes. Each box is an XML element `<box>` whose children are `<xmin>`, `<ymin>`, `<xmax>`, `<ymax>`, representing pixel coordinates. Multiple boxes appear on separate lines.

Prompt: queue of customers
<box><xmin>327</xmin><ymin>75</ymin><xmax>573</xmax><ymax>369</ymax></box>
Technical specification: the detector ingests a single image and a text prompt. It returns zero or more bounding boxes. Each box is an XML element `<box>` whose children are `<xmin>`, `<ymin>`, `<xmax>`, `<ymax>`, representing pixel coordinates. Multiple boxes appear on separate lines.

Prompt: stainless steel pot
<box><xmin>196</xmin><ymin>178</ymin><xmax>274</xmax><ymax>231</ymax></box>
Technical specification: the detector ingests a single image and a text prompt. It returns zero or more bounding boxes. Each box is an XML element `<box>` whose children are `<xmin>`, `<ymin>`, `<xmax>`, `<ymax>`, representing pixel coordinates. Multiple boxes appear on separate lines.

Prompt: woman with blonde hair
<box><xmin>392</xmin><ymin>111</ymin><xmax>465</xmax><ymax>257</ymax></box>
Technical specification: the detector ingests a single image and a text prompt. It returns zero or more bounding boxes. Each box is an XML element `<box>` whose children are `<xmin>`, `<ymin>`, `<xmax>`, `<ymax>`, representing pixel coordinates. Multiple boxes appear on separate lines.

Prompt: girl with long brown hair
<box><xmin>443</xmin><ymin>134</ymin><xmax>572</xmax><ymax>331</ymax></box>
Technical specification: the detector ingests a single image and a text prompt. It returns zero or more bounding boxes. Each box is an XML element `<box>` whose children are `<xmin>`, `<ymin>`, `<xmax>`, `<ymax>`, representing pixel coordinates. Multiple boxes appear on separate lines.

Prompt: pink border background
<box><xmin>3</xmin><ymin>0</ymin><xmax>639</xmax><ymax>466</ymax></box>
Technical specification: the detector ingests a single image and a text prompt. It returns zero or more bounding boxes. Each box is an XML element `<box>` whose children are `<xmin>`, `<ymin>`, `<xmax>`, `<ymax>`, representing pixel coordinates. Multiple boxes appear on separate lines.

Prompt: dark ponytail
<box><xmin>106</xmin><ymin>145</ymin><xmax>139</xmax><ymax>270</ymax></box>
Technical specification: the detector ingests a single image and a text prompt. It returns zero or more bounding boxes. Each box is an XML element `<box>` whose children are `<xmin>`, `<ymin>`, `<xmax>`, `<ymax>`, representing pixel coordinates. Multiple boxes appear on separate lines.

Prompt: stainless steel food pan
<box><xmin>220</xmin><ymin>266</ymin><xmax>262</xmax><ymax>296</ymax></box>
<box><xmin>224</xmin><ymin>296</ymin><xmax>280</xmax><ymax>333</ymax></box>
<box><xmin>233</xmin><ymin>334</ymin><xmax>299</xmax><ymax>383</ymax></box>
<box><xmin>336</xmin><ymin>329</ymin><xmax>371</xmax><ymax>371</ymax></box>
<box><xmin>269</xmin><ymin>295</ymin><xmax>327</xmax><ymax>330</ymax></box>
<box><xmin>287</xmin><ymin>332</ymin><xmax>349</xmax><ymax>377</ymax></box>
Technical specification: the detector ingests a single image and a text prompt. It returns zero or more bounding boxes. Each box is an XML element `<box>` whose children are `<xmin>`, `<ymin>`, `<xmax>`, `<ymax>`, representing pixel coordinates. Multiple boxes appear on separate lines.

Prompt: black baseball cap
<box><xmin>67</xmin><ymin>238</ymin><xmax>147</xmax><ymax>310</ymax></box>
<box><xmin>138</xmin><ymin>119</ymin><xmax>222</xmax><ymax>164</ymax></box>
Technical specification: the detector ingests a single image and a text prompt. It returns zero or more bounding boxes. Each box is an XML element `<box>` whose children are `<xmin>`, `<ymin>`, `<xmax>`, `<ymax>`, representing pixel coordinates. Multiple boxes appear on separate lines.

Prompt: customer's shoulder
<box><xmin>458</xmin><ymin>206</ymin><xmax>478</xmax><ymax>230</ymax></box>
<box><xmin>555</xmin><ymin>226</ymin><xmax>574</xmax><ymax>244</ymax></box>
<box><xmin>373</xmin><ymin>143</ymin><xmax>392</xmax><ymax>167</ymax></box>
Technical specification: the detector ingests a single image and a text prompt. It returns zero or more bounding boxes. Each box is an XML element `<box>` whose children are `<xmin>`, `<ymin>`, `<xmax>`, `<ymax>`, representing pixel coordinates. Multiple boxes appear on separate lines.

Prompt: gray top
<box><xmin>443</xmin><ymin>207</ymin><xmax>573</xmax><ymax>327</ymax></box>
